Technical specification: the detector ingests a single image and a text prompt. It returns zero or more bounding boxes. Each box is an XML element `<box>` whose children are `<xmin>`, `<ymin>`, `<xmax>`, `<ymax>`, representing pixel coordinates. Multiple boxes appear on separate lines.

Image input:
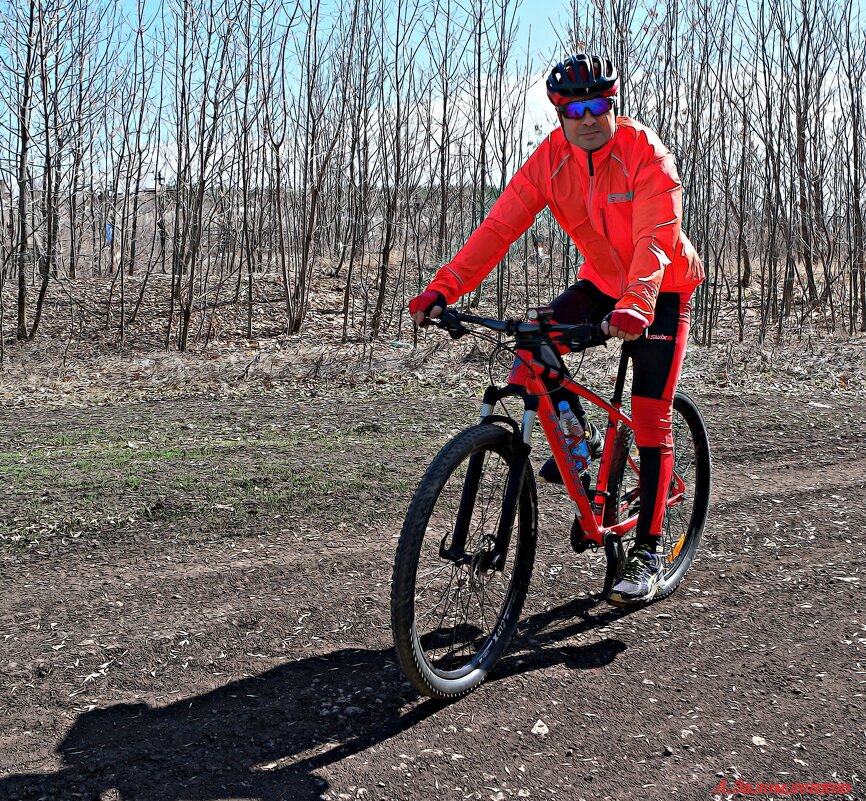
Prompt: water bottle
<box><xmin>557</xmin><ymin>400</ymin><xmax>592</xmax><ymax>472</ymax></box>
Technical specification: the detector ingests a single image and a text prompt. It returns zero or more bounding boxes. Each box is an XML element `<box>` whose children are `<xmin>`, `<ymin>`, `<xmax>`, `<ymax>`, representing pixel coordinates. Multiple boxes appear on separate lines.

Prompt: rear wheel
<box><xmin>391</xmin><ymin>424</ymin><xmax>538</xmax><ymax>699</ymax></box>
<box><xmin>603</xmin><ymin>391</ymin><xmax>711</xmax><ymax>599</ymax></box>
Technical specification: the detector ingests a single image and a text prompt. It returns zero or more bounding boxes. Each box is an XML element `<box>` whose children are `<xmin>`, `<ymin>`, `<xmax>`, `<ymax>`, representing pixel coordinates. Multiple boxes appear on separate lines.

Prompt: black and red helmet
<box><xmin>546</xmin><ymin>53</ymin><xmax>619</xmax><ymax>105</ymax></box>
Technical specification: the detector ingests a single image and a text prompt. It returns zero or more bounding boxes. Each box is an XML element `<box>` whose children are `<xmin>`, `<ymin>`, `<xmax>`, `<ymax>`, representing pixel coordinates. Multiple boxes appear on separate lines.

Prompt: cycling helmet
<box><xmin>547</xmin><ymin>53</ymin><xmax>619</xmax><ymax>104</ymax></box>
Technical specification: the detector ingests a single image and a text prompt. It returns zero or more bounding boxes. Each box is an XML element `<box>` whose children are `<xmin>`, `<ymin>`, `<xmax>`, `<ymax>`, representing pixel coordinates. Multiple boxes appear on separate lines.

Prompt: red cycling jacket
<box><xmin>426</xmin><ymin>119</ymin><xmax>705</xmax><ymax>324</ymax></box>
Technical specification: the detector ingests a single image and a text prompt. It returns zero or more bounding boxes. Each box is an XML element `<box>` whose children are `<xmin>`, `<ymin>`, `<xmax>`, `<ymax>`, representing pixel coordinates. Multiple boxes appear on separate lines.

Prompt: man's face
<box><xmin>557</xmin><ymin>96</ymin><xmax>616</xmax><ymax>151</ymax></box>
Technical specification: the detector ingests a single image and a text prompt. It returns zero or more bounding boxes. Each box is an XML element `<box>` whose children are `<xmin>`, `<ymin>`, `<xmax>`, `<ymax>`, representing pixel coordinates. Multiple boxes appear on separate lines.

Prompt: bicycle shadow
<box><xmin>497</xmin><ymin>594</ymin><xmax>630</xmax><ymax>680</ymax></box>
<box><xmin>0</xmin><ymin>598</ymin><xmax>628</xmax><ymax>801</ymax></box>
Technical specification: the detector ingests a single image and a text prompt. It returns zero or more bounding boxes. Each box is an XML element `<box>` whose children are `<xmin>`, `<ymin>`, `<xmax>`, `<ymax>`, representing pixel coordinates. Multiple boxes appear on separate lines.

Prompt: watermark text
<box><xmin>714</xmin><ymin>779</ymin><xmax>852</xmax><ymax>796</ymax></box>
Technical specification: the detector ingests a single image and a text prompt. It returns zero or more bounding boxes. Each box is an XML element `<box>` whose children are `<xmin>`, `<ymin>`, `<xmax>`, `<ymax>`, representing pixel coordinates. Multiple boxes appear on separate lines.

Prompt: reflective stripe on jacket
<box><xmin>427</xmin><ymin>119</ymin><xmax>705</xmax><ymax>324</ymax></box>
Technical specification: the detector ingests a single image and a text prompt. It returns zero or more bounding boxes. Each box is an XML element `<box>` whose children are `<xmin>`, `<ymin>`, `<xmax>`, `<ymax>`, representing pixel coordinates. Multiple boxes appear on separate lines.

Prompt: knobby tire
<box><xmin>390</xmin><ymin>424</ymin><xmax>538</xmax><ymax>699</ymax></box>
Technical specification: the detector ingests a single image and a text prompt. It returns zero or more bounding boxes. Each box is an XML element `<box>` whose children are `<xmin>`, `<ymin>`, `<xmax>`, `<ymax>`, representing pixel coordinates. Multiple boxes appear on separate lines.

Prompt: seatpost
<box><xmin>610</xmin><ymin>346</ymin><xmax>630</xmax><ymax>405</ymax></box>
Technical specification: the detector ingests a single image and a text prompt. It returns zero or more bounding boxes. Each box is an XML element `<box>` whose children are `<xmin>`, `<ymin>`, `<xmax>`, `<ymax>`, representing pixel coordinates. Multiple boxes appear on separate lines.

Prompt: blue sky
<box><xmin>513</xmin><ymin>1</ymin><xmax>570</xmax><ymax>130</ymax></box>
<box><xmin>129</xmin><ymin>0</ymin><xmax>569</xmax><ymax>130</ymax></box>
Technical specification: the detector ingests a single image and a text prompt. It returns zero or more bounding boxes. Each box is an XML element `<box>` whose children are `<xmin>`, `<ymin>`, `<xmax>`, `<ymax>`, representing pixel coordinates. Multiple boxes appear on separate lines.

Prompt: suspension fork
<box><xmin>440</xmin><ymin>385</ymin><xmax>538</xmax><ymax>571</ymax></box>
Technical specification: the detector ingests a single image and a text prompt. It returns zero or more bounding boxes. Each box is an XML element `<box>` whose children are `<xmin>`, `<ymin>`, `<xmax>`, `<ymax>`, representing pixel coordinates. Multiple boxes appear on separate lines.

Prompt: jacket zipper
<box><xmin>589</xmin><ymin>149</ymin><xmax>627</xmax><ymax>295</ymax></box>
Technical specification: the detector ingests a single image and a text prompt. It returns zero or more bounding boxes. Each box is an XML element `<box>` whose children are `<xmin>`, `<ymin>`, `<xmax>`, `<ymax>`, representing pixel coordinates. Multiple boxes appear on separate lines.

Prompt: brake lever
<box><xmin>424</xmin><ymin>312</ymin><xmax>470</xmax><ymax>340</ymax></box>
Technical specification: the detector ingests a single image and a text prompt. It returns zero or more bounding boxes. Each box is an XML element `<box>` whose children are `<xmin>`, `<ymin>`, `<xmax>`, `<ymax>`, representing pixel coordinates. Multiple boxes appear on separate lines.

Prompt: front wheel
<box><xmin>604</xmin><ymin>391</ymin><xmax>712</xmax><ymax>600</ymax></box>
<box><xmin>390</xmin><ymin>424</ymin><xmax>538</xmax><ymax>699</ymax></box>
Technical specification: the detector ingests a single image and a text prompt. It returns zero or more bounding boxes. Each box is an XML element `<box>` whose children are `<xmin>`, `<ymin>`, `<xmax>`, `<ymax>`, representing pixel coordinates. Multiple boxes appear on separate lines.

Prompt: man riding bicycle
<box><xmin>410</xmin><ymin>53</ymin><xmax>705</xmax><ymax>606</ymax></box>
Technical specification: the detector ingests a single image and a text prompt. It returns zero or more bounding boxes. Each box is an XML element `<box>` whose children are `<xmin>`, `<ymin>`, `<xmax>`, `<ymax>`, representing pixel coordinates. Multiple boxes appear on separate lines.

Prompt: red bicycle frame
<box><xmin>445</xmin><ymin>308</ymin><xmax>687</xmax><ymax>552</ymax></box>
<box><xmin>500</xmin><ymin>344</ymin><xmax>682</xmax><ymax>551</ymax></box>
<box><xmin>508</xmin><ymin>348</ymin><xmax>635</xmax><ymax>545</ymax></box>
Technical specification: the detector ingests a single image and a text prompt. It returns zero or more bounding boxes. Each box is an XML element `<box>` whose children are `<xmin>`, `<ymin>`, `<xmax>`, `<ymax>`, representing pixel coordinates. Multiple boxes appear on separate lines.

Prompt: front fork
<box><xmin>439</xmin><ymin>390</ymin><xmax>537</xmax><ymax>572</ymax></box>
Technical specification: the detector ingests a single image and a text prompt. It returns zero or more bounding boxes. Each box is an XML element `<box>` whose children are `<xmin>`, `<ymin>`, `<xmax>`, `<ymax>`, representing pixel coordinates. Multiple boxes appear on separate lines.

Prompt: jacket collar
<box><xmin>568</xmin><ymin>125</ymin><xmax>618</xmax><ymax>173</ymax></box>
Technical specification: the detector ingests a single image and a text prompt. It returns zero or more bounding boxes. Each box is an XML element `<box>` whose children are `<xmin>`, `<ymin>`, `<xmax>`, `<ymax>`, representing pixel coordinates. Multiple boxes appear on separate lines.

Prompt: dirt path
<box><xmin>0</xmin><ymin>386</ymin><xmax>863</xmax><ymax>801</ymax></box>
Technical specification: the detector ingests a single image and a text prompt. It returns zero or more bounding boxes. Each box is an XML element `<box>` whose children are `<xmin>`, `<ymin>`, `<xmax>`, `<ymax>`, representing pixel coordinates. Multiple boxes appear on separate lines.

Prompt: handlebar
<box><xmin>426</xmin><ymin>309</ymin><xmax>609</xmax><ymax>351</ymax></box>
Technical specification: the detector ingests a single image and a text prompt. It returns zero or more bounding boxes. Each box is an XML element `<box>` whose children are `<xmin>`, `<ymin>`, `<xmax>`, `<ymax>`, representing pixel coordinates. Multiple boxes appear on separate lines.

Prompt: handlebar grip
<box><xmin>557</xmin><ymin>322</ymin><xmax>608</xmax><ymax>349</ymax></box>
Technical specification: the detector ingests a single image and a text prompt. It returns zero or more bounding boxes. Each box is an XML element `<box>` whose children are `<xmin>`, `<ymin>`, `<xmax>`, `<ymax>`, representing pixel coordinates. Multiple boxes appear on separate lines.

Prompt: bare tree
<box><xmin>0</xmin><ymin>0</ymin><xmax>860</xmax><ymax>350</ymax></box>
<box><xmin>1</xmin><ymin>0</ymin><xmax>38</xmax><ymax>340</ymax></box>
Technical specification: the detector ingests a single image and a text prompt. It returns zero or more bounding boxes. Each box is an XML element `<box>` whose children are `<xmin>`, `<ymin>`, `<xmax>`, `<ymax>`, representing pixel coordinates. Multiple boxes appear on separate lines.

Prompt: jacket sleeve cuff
<box><xmin>426</xmin><ymin>265</ymin><xmax>466</xmax><ymax>305</ymax></box>
<box><xmin>615</xmin><ymin>287</ymin><xmax>658</xmax><ymax>325</ymax></box>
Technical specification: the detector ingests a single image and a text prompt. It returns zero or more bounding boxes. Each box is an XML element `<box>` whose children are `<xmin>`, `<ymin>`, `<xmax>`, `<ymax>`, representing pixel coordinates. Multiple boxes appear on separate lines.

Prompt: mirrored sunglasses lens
<box><xmin>559</xmin><ymin>101</ymin><xmax>585</xmax><ymax>118</ymax></box>
<box><xmin>587</xmin><ymin>97</ymin><xmax>612</xmax><ymax>115</ymax></box>
<box><xmin>558</xmin><ymin>98</ymin><xmax>611</xmax><ymax>118</ymax></box>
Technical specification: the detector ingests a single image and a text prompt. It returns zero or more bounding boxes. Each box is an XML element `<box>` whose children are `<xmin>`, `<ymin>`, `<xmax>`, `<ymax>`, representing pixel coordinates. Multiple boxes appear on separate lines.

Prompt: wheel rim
<box><xmin>412</xmin><ymin>445</ymin><xmax>522</xmax><ymax>678</ymax></box>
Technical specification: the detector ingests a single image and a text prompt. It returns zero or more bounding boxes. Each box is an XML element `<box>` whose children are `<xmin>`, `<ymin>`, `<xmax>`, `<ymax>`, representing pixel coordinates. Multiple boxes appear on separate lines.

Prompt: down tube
<box><xmin>530</xmin><ymin>374</ymin><xmax>635</xmax><ymax>545</ymax></box>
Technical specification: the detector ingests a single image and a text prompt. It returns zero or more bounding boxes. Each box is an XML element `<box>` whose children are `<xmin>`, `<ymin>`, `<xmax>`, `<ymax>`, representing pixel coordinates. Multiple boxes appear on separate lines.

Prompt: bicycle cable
<box><xmin>484</xmin><ymin>333</ymin><xmax>583</xmax><ymax>421</ymax></box>
<box><xmin>432</xmin><ymin>314</ymin><xmax>590</xmax><ymax>422</ymax></box>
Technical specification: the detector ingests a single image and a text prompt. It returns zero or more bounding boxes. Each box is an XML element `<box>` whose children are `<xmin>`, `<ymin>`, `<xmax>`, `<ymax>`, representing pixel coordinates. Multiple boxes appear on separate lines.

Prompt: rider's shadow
<box><xmin>0</xmin><ymin>600</ymin><xmax>627</xmax><ymax>801</ymax></box>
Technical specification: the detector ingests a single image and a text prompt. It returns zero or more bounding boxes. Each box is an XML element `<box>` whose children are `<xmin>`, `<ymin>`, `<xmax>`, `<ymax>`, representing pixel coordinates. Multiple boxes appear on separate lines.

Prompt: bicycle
<box><xmin>390</xmin><ymin>306</ymin><xmax>711</xmax><ymax>699</ymax></box>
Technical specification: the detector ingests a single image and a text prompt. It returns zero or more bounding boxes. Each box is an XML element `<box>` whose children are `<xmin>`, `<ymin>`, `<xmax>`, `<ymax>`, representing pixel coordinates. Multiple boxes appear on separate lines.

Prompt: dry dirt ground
<box><xmin>0</xmin><ymin>345</ymin><xmax>864</xmax><ymax>801</ymax></box>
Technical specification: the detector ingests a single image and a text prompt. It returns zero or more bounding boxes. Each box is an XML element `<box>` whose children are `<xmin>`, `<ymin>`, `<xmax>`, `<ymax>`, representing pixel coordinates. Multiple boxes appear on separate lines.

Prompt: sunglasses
<box><xmin>556</xmin><ymin>96</ymin><xmax>615</xmax><ymax>119</ymax></box>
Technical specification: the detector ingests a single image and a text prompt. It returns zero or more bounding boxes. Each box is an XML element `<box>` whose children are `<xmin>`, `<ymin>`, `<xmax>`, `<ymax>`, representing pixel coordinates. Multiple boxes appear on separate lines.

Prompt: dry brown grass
<box><xmin>0</xmin><ymin>274</ymin><xmax>862</xmax><ymax>409</ymax></box>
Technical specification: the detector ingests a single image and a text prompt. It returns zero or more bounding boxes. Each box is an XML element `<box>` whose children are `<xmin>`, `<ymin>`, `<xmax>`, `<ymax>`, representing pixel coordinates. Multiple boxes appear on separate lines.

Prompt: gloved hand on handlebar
<box><xmin>602</xmin><ymin>308</ymin><xmax>649</xmax><ymax>341</ymax></box>
<box><xmin>409</xmin><ymin>289</ymin><xmax>447</xmax><ymax>324</ymax></box>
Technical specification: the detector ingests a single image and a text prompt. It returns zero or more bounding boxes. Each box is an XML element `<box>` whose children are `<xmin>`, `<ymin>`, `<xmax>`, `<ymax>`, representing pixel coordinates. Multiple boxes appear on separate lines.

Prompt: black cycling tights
<box><xmin>550</xmin><ymin>280</ymin><xmax>692</xmax><ymax>541</ymax></box>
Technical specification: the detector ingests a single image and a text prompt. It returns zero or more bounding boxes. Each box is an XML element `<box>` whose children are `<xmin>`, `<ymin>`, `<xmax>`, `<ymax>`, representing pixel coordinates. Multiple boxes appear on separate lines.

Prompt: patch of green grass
<box><xmin>0</xmin><ymin>411</ymin><xmax>427</xmax><ymax>555</ymax></box>
<box><xmin>0</xmin><ymin>463</ymin><xmax>30</xmax><ymax>479</ymax></box>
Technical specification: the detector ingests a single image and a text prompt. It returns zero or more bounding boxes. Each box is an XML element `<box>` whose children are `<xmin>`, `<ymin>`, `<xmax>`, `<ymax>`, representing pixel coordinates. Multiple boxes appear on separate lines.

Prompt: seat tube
<box><xmin>611</xmin><ymin>346</ymin><xmax>630</xmax><ymax>405</ymax></box>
